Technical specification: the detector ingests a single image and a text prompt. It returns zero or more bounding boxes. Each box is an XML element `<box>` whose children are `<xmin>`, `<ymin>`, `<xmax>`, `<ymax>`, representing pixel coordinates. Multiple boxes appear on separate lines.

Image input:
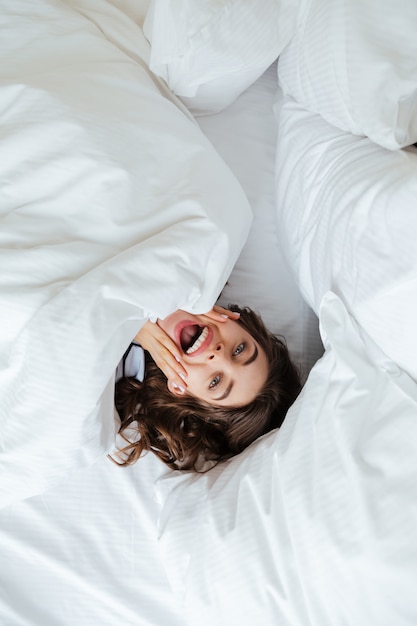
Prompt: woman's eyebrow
<box><xmin>243</xmin><ymin>344</ymin><xmax>258</xmax><ymax>366</ymax></box>
<box><xmin>214</xmin><ymin>345</ymin><xmax>258</xmax><ymax>401</ymax></box>
<box><xmin>214</xmin><ymin>381</ymin><xmax>233</xmax><ymax>402</ymax></box>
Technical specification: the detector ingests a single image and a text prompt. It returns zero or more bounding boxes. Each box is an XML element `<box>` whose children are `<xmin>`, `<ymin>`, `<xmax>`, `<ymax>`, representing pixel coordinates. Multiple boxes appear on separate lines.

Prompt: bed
<box><xmin>1</xmin><ymin>1</ymin><xmax>417</xmax><ymax>625</ymax></box>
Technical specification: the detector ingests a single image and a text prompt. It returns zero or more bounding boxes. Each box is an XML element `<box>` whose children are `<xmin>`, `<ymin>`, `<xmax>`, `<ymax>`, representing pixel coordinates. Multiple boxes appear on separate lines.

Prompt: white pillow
<box><xmin>275</xmin><ymin>95</ymin><xmax>417</xmax><ymax>381</ymax></box>
<box><xmin>143</xmin><ymin>0</ymin><xmax>300</xmax><ymax>115</ymax></box>
<box><xmin>155</xmin><ymin>293</ymin><xmax>417</xmax><ymax>625</ymax></box>
<box><xmin>278</xmin><ymin>0</ymin><xmax>417</xmax><ymax>149</ymax></box>
<box><xmin>197</xmin><ymin>63</ymin><xmax>323</xmax><ymax>383</ymax></box>
<box><xmin>0</xmin><ymin>0</ymin><xmax>252</xmax><ymax>507</ymax></box>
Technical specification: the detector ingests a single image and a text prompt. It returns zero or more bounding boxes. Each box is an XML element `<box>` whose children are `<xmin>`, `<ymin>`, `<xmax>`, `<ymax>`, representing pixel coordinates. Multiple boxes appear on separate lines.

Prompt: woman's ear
<box><xmin>167</xmin><ymin>379</ymin><xmax>186</xmax><ymax>396</ymax></box>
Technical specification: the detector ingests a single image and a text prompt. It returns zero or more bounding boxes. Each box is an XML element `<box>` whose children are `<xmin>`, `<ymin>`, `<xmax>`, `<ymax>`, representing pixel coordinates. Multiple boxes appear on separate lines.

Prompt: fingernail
<box><xmin>221</xmin><ymin>314</ymin><xmax>229</xmax><ymax>318</ymax></box>
<box><xmin>178</xmin><ymin>372</ymin><xmax>187</xmax><ymax>381</ymax></box>
<box><xmin>174</xmin><ymin>354</ymin><xmax>181</xmax><ymax>362</ymax></box>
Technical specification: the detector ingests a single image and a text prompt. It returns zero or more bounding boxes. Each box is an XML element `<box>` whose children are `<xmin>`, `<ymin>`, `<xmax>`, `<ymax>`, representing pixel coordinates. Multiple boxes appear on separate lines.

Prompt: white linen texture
<box><xmin>155</xmin><ymin>293</ymin><xmax>417</xmax><ymax>626</ymax></box>
<box><xmin>275</xmin><ymin>96</ymin><xmax>417</xmax><ymax>382</ymax></box>
<box><xmin>278</xmin><ymin>0</ymin><xmax>417</xmax><ymax>149</ymax></box>
<box><xmin>144</xmin><ymin>0</ymin><xmax>300</xmax><ymax>114</ymax></box>
<box><xmin>0</xmin><ymin>0</ymin><xmax>252</xmax><ymax>508</ymax></box>
<box><xmin>198</xmin><ymin>63</ymin><xmax>323</xmax><ymax>382</ymax></box>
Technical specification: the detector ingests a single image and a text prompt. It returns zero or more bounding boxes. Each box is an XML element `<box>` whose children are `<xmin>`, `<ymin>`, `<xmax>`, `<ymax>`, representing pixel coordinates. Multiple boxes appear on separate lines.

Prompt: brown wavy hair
<box><xmin>112</xmin><ymin>305</ymin><xmax>301</xmax><ymax>470</ymax></box>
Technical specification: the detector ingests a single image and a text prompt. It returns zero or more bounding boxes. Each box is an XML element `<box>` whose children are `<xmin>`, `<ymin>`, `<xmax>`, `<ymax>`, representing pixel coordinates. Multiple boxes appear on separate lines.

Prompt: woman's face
<box><xmin>157</xmin><ymin>310</ymin><xmax>269</xmax><ymax>407</ymax></box>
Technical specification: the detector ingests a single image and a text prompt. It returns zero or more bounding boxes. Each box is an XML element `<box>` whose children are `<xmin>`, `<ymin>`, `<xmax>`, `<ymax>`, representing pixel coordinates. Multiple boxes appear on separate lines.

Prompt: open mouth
<box><xmin>180</xmin><ymin>325</ymin><xmax>209</xmax><ymax>355</ymax></box>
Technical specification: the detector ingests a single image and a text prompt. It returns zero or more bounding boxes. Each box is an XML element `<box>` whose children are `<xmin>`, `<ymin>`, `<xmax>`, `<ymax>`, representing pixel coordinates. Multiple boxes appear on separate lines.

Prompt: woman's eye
<box><xmin>209</xmin><ymin>375</ymin><xmax>221</xmax><ymax>389</ymax></box>
<box><xmin>233</xmin><ymin>342</ymin><xmax>246</xmax><ymax>356</ymax></box>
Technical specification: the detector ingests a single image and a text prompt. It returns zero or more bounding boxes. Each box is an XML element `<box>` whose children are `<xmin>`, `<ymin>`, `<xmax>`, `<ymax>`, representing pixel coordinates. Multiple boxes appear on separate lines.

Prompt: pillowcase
<box><xmin>143</xmin><ymin>0</ymin><xmax>300</xmax><ymax>115</ymax></box>
<box><xmin>277</xmin><ymin>0</ymin><xmax>417</xmax><ymax>149</ymax></box>
<box><xmin>197</xmin><ymin>63</ymin><xmax>323</xmax><ymax>382</ymax></box>
<box><xmin>0</xmin><ymin>0</ymin><xmax>252</xmax><ymax>508</ymax></box>
<box><xmin>275</xmin><ymin>95</ymin><xmax>417</xmax><ymax>381</ymax></box>
<box><xmin>155</xmin><ymin>293</ymin><xmax>417</xmax><ymax>625</ymax></box>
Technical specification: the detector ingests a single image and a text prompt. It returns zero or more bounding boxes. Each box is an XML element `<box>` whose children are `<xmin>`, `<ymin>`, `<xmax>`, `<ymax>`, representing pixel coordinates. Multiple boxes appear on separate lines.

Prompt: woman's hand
<box><xmin>134</xmin><ymin>306</ymin><xmax>239</xmax><ymax>393</ymax></box>
<box><xmin>199</xmin><ymin>304</ymin><xmax>240</xmax><ymax>325</ymax></box>
<box><xmin>134</xmin><ymin>321</ymin><xmax>188</xmax><ymax>393</ymax></box>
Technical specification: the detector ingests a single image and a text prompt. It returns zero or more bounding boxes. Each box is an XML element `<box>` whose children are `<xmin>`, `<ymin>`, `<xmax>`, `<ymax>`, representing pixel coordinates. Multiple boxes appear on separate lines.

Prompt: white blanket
<box><xmin>156</xmin><ymin>293</ymin><xmax>417</xmax><ymax>626</ymax></box>
<box><xmin>0</xmin><ymin>0</ymin><xmax>252</xmax><ymax>507</ymax></box>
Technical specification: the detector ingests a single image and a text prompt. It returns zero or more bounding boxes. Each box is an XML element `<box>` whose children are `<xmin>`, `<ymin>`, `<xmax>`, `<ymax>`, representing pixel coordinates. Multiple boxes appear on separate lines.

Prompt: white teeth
<box><xmin>186</xmin><ymin>326</ymin><xmax>208</xmax><ymax>354</ymax></box>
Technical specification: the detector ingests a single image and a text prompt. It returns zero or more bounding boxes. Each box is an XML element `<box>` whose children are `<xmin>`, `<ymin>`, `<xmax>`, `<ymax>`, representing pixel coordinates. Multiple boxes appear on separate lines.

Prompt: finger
<box><xmin>138</xmin><ymin>321</ymin><xmax>183</xmax><ymax>363</ymax></box>
<box><xmin>201</xmin><ymin>306</ymin><xmax>240</xmax><ymax>323</ymax></box>
<box><xmin>200</xmin><ymin>307</ymin><xmax>228</xmax><ymax>323</ymax></box>
<box><xmin>170</xmin><ymin>381</ymin><xmax>186</xmax><ymax>395</ymax></box>
<box><xmin>156</xmin><ymin>358</ymin><xmax>188</xmax><ymax>390</ymax></box>
<box><xmin>213</xmin><ymin>304</ymin><xmax>240</xmax><ymax>319</ymax></box>
<box><xmin>153</xmin><ymin>343</ymin><xmax>188</xmax><ymax>381</ymax></box>
<box><xmin>152</xmin><ymin>328</ymin><xmax>184</xmax><ymax>364</ymax></box>
<box><xmin>135</xmin><ymin>324</ymin><xmax>188</xmax><ymax>383</ymax></box>
<box><xmin>160</xmin><ymin>342</ymin><xmax>187</xmax><ymax>378</ymax></box>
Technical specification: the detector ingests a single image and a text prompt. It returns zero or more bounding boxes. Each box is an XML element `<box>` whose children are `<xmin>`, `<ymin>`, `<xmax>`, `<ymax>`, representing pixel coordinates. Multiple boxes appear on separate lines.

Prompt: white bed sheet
<box><xmin>0</xmin><ymin>50</ymin><xmax>312</xmax><ymax>626</ymax></box>
<box><xmin>0</xmin><ymin>454</ymin><xmax>179</xmax><ymax>626</ymax></box>
<box><xmin>0</xmin><ymin>0</ymin><xmax>252</xmax><ymax>508</ymax></box>
<box><xmin>155</xmin><ymin>293</ymin><xmax>417</xmax><ymax>626</ymax></box>
<box><xmin>152</xmin><ymin>78</ymin><xmax>417</xmax><ymax>625</ymax></box>
<box><xmin>3</xmin><ymin>3</ymin><xmax>416</xmax><ymax>622</ymax></box>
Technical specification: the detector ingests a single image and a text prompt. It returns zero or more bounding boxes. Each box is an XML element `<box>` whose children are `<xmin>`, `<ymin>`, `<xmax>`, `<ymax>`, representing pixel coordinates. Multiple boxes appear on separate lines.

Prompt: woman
<box><xmin>113</xmin><ymin>305</ymin><xmax>301</xmax><ymax>470</ymax></box>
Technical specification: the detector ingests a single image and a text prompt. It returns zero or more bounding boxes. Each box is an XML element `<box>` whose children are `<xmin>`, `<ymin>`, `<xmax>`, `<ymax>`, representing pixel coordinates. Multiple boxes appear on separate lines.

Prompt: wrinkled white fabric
<box><xmin>0</xmin><ymin>0</ymin><xmax>252</xmax><ymax>507</ymax></box>
<box><xmin>278</xmin><ymin>0</ymin><xmax>417</xmax><ymax>148</ymax></box>
<box><xmin>156</xmin><ymin>293</ymin><xmax>417</xmax><ymax>626</ymax></box>
<box><xmin>275</xmin><ymin>96</ymin><xmax>417</xmax><ymax>381</ymax></box>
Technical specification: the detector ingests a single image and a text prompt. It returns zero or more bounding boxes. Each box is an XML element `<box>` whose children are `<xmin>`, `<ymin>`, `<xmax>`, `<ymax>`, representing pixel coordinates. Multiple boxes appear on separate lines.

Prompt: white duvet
<box><xmin>0</xmin><ymin>0</ymin><xmax>252</xmax><ymax>507</ymax></box>
<box><xmin>156</xmin><ymin>293</ymin><xmax>417</xmax><ymax>626</ymax></box>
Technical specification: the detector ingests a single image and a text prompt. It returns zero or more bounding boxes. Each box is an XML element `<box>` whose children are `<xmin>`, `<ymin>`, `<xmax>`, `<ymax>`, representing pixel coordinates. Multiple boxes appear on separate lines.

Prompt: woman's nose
<box><xmin>208</xmin><ymin>343</ymin><xmax>222</xmax><ymax>360</ymax></box>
